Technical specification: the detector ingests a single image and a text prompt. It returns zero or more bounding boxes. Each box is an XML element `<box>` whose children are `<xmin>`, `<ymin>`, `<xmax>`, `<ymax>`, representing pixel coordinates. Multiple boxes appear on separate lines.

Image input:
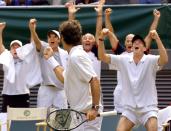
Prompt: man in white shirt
<box><xmin>0</xmin><ymin>22</ymin><xmax>32</xmax><ymax>112</ymax></box>
<box><xmin>29</xmin><ymin>19</ymin><xmax>68</xmax><ymax>109</ymax></box>
<box><xmin>105</xmin><ymin>8</ymin><xmax>161</xmax><ymax>113</ymax></box>
<box><xmin>98</xmin><ymin>28</ymin><xmax>168</xmax><ymax>131</ymax></box>
<box><xmin>44</xmin><ymin>20</ymin><xmax>102</xmax><ymax>131</ymax></box>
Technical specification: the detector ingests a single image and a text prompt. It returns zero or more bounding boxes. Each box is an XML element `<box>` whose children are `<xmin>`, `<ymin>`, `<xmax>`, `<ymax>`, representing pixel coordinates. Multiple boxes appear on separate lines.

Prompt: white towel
<box><xmin>0</xmin><ymin>50</ymin><xmax>15</xmax><ymax>83</ymax></box>
<box><xmin>16</xmin><ymin>43</ymin><xmax>42</xmax><ymax>88</ymax></box>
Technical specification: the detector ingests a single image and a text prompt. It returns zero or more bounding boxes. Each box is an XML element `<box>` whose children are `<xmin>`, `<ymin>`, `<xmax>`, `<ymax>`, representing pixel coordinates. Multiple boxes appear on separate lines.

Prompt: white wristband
<box><xmin>46</xmin><ymin>56</ymin><xmax>60</xmax><ymax>69</ymax></box>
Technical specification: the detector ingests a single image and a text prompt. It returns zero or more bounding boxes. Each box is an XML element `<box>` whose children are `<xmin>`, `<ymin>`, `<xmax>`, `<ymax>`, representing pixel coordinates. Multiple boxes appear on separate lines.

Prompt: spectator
<box><xmin>6</xmin><ymin>0</ymin><xmax>49</xmax><ymax>6</ymax></box>
<box><xmin>75</xmin><ymin>0</ymin><xmax>99</xmax><ymax>4</ymax></box>
<box><xmin>0</xmin><ymin>22</ymin><xmax>42</xmax><ymax>112</ymax></box>
<box><xmin>139</xmin><ymin>0</ymin><xmax>161</xmax><ymax>3</ymax></box>
<box><xmin>105</xmin><ymin>0</ymin><xmax>129</xmax><ymax>4</ymax></box>
<box><xmin>105</xmin><ymin>8</ymin><xmax>161</xmax><ymax>113</ymax></box>
<box><xmin>29</xmin><ymin>19</ymin><xmax>68</xmax><ymax>109</ymax></box>
<box><xmin>51</xmin><ymin>0</ymin><xmax>69</xmax><ymax>5</ymax></box>
<box><xmin>98</xmin><ymin>28</ymin><xmax>168</xmax><ymax>131</ymax></box>
<box><xmin>51</xmin><ymin>0</ymin><xmax>62</xmax><ymax>5</ymax></box>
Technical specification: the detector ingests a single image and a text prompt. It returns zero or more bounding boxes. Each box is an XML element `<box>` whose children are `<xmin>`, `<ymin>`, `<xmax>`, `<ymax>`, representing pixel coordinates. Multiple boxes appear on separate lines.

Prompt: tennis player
<box><xmin>98</xmin><ymin>28</ymin><xmax>168</xmax><ymax>131</ymax></box>
<box><xmin>44</xmin><ymin>20</ymin><xmax>102</xmax><ymax>131</ymax></box>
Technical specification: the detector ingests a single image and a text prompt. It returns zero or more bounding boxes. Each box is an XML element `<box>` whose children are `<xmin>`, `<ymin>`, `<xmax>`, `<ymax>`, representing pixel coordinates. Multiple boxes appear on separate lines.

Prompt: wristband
<box><xmin>46</xmin><ymin>56</ymin><xmax>60</xmax><ymax>69</ymax></box>
<box><xmin>92</xmin><ymin>104</ymin><xmax>100</xmax><ymax>111</ymax></box>
<box><xmin>99</xmin><ymin>38</ymin><xmax>104</xmax><ymax>41</ymax></box>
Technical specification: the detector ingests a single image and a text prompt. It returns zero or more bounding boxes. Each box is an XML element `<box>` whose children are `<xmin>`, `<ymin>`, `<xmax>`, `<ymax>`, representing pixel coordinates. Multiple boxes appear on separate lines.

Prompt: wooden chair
<box><xmin>6</xmin><ymin>107</ymin><xmax>47</xmax><ymax>131</ymax></box>
<box><xmin>35</xmin><ymin>107</ymin><xmax>56</xmax><ymax>131</ymax></box>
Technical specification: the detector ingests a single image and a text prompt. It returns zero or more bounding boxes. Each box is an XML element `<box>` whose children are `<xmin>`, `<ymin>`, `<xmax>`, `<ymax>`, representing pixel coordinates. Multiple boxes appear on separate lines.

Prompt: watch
<box><xmin>92</xmin><ymin>104</ymin><xmax>100</xmax><ymax>111</ymax></box>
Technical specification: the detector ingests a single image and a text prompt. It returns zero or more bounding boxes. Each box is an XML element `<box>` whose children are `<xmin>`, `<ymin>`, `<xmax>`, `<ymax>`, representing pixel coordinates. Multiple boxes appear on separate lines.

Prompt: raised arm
<box><xmin>104</xmin><ymin>8</ymin><xmax>119</xmax><ymax>51</ymax></box>
<box><xmin>66</xmin><ymin>2</ymin><xmax>80</xmax><ymax>21</ymax></box>
<box><xmin>150</xmin><ymin>30</ymin><xmax>168</xmax><ymax>66</ymax></box>
<box><xmin>98</xmin><ymin>28</ymin><xmax>111</xmax><ymax>64</ymax></box>
<box><xmin>0</xmin><ymin>22</ymin><xmax>6</xmax><ymax>54</ymax></box>
<box><xmin>144</xmin><ymin>9</ymin><xmax>161</xmax><ymax>50</ymax></box>
<box><xmin>44</xmin><ymin>47</ymin><xmax>64</xmax><ymax>83</ymax></box>
<box><xmin>94</xmin><ymin>0</ymin><xmax>105</xmax><ymax>42</ymax></box>
<box><xmin>29</xmin><ymin>18</ymin><xmax>42</xmax><ymax>51</ymax></box>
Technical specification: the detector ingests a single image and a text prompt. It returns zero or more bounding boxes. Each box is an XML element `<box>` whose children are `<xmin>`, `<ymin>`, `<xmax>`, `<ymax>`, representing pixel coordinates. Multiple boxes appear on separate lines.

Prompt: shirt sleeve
<box><xmin>39</xmin><ymin>41</ymin><xmax>49</xmax><ymax>56</ymax></box>
<box><xmin>71</xmin><ymin>53</ymin><xmax>97</xmax><ymax>83</ymax></box>
<box><xmin>109</xmin><ymin>54</ymin><xmax>122</xmax><ymax>70</ymax></box>
<box><xmin>148</xmin><ymin>55</ymin><xmax>160</xmax><ymax>72</ymax></box>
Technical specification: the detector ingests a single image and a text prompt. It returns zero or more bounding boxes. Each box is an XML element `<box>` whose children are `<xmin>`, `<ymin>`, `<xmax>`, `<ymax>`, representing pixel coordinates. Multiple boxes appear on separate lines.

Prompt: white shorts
<box><xmin>73</xmin><ymin>115</ymin><xmax>102</xmax><ymax>131</ymax></box>
<box><xmin>37</xmin><ymin>85</ymin><xmax>68</xmax><ymax>108</ymax></box>
<box><xmin>122</xmin><ymin>107</ymin><xmax>158</xmax><ymax>125</ymax></box>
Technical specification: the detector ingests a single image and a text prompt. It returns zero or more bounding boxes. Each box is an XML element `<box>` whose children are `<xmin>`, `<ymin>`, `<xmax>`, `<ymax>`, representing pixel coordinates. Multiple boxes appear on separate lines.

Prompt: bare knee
<box><xmin>116</xmin><ymin>116</ymin><xmax>134</xmax><ymax>131</ymax></box>
<box><xmin>145</xmin><ymin>117</ymin><xmax>157</xmax><ymax>131</ymax></box>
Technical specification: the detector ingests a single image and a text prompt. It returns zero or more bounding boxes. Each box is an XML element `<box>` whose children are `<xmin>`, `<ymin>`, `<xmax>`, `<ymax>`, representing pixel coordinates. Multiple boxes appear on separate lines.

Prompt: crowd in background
<box><xmin>0</xmin><ymin>0</ymin><xmax>171</xmax><ymax>6</ymax></box>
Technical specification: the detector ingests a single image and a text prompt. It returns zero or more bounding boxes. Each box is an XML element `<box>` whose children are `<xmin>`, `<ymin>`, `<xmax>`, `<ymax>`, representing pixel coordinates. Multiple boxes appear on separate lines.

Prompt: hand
<box><xmin>29</xmin><ymin>18</ymin><xmax>37</xmax><ymax>31</ymax></box>
<box><xmin>94</xmin><ymin>0</ymin><xmax>105</xmax><ymax>13</ymax></box>
<box><xmin>150</xmin><ymin>30</ymin><xmax>159</xmax><ymax>40</ymax></box>
<box><xmin>86</xmin><ymin>108</ymin><xmax>98</xmax><ymax>121</ymax></box>
<box><xmin>99</xmin><ymin>28</ymin><xmax>109</xmax><ymax>39</ymax></box>
<box><xmin>66</xmin><ymin>2</ymin><xmax>80</xmax><ymax>14</ymax></box>
<box><xmin>0</xmin><ymin>22</ymin><xmax>6</xmax><ymax>31</ymax></box>
<box><xmin>44</xmin><ymin>46</ymin><xmax>54</xmax><ymax>60</ymax></box>
<box><xmin>153</xmin><ymin>9</ymin><xmax>160</xmax><ymax>19</ymax></box>
<box><xmin>102</xmin><ymin>28</ymin><xmax>109</xmax><ymax>35</ymax></box>
<box><xmin>105</xmin><ymin>8</ymin><xmax>112</xmax><ymax>16</ymax></box>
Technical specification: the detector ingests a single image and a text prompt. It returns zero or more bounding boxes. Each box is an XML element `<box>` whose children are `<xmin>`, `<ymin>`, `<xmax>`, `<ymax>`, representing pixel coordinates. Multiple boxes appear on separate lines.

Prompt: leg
<box><xmin>145</xmin><ymin>117</ymin><xmax>157</xmax><ymax>131</ymax></box>
<box><xmin>1</xmin><ymin>95</ymin><xmax>9</xmax><ymax>112</ymax></box>
<box><xmin>53</xmin><ymin>90</ymin><xmax>68</xmax><ymax>109</ymax></box>
<box><xmin>37</xmin><ymin>85</ymin><xmax>53</xmax><ymax>107</ymax></box>
<box><xmin>116</xmin><ymin>116</ymin><xmax>135</xmax><ymax>131</ymax></box>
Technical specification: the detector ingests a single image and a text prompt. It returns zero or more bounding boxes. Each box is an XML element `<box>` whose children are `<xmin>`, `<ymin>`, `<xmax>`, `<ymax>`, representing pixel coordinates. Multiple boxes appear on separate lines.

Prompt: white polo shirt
<box><xmin>39</xmin><ymin>41</ymin><xmax>68</xmax><ymax>90</ymax></box>
<box><xmin>109</xmin><ymin>52</ymin><xmax>132</xmax><ymax>112</ymax></box>
<box><xmin>64</xmin><ymin>45</ymin><xmax>98</xmax><ymax>111</ymax></box>
<box><xmin>110</xmin><ymin>53</ymin><xmax>159</xmax><ymax>109</ymax></box>
<box><xmin>87</xmin><ymin>51</ymin><xmax>101</xmax><ymax>80</ymax></box>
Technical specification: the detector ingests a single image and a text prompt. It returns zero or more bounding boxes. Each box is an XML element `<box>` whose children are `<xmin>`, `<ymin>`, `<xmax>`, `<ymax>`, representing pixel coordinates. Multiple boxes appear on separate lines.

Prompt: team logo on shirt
<box><xmin>24</xmin><ymin>110</ymin><xmax>31</xmax><ymax>117</ymax></box>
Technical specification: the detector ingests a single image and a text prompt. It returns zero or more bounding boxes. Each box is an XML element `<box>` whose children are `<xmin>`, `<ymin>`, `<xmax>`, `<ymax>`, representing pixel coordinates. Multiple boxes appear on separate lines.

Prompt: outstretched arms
<box><xmin>104</xmin><ymin>8</ymin><xmax>119</xmax><ymax>51</ymax></box>
<box><xmin>66</xmin><ymin>2</ymin><xmax>80</xmax><ymax>21</ymax></box>
<box><xmin>95</xmin><ymin>0</ymin><xmax>105</xmax><ymax>42</ymax></box>
<box><xmin>0</xmin><ymin>22</ymin><xmax>6</xmax><ymax>54</ymax></box>
<box><xmin>29</xmin><ymin>18</ymin><xmax>42</xmax><ymax>51</ymax></box>
<box><xmin>98</xmin><ymin>28</ymin><xmax>111</xmax><ymax>64</ymax></box>
<box><xmin>44</xmin><ymin>47</ymin><xmax>64</xmax><ymax>83</ymax></box>
<box><xmin>145</xmin><ymin>9</ymin><xmax>161</xmax><ymax>50</ymax></box>
<box><xmin>150</xmin><ymin>30</ymin><xmax>168</xmax><ymax>66</ymax></box>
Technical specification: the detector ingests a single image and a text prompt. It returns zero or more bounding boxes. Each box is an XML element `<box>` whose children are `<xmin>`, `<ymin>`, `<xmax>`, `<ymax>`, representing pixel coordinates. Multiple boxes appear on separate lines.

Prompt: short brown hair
<box><xmin>59</xmin><ymin>20</ymin><xmax>82</xmax><ymax>46</ymax></box>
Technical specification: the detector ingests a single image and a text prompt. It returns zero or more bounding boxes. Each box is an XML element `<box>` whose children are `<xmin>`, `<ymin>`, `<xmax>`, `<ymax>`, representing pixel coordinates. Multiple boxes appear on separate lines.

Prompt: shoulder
<box><xmin>71</xmin><ymin>47</ymin><xmax>90</xmax><ymax>63</ymax></box>
<box><xmin>58</xmin><ymin>47</ymin><xmax>68</xmax><ymax>54</ymax></box>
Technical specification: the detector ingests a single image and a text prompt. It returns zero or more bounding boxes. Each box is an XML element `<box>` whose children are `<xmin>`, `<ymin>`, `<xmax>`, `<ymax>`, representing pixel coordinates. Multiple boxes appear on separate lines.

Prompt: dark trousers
<box><xmin>1</xmin><ymin>94</ymin><xmax>30</xmax><ymax>112</ymax></box>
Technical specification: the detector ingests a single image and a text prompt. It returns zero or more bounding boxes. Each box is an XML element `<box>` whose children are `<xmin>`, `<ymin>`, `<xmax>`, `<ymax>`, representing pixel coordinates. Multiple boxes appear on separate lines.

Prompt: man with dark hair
<box><xmin>98</xmin><ymin>28</ymin><xmax>168</xmax><ymax>131</ymax></box>
<box><xmin>44</xmin><ymin>20</ymin><xmax>102</xmax><ymax>130</ymax></box>
<box><xmin>29</xmin><ymin>19</ymin><xmax>68</xmax><ymax>109</ymax></box>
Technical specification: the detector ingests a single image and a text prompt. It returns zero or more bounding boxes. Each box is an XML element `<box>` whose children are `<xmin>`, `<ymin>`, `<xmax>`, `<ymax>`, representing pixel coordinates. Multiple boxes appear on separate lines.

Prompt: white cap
<box><xmin>10</xmin><ymin>40</ymin><xmax>22</xmax><ymax>47</ymax></box>
<box><xmin>47</xmin><ymin>30</ymin><xmax>60</xmax><ymax>39</ymax></box>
